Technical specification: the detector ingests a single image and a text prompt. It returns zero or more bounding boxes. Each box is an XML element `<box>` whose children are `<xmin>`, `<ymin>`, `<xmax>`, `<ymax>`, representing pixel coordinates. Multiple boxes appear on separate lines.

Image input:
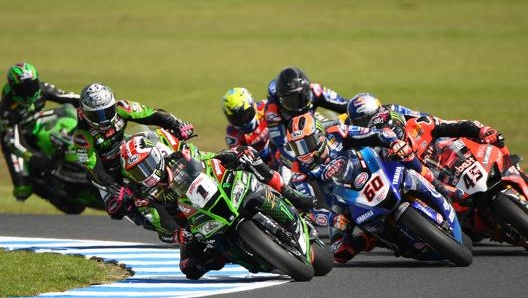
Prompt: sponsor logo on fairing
<box><xmin>356</xmin><ymin>210</ymin><xmax>374</xmax><ymax>224</ymax></box>
<box><xmin>454</xmin><ymin>156</ymin><xmax>477</xmax><ymax>178</ymax></box>
<box><xmin>482</xmin><ymin>145</ymin><xmax>493</xmax><ymax>166</ymax></box>
<box><xmin>354</xmin><ymin>172</ymin><xmax>369</xmax><ymax>189</ymax></box>
<box><xmin>436</xmin><ymin>213</ymin><xmax>444</xmax><ymax>224</ymax></box>
<box><xmin>392</xmin><ymin>167</ymin><xmax>403</xmax><ymax>186</ymax></box>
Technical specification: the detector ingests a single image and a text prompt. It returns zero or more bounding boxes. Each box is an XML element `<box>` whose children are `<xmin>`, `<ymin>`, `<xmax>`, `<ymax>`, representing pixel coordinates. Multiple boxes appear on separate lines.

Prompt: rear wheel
<box><xmin>33</xmin><ymin>181</ymin><xmax>86</xmax><ymax>214</ymax></box>
<box><xmin>238</xmin><ymin>220</ymin><xmax>314</xmax><ymax>281</ymax></box>
<box><xmin>49</xmin><ymin>199</ymin><xmax>86</xmax><ymax>214</ymax></box>
<box><xmin>490</xmin><ymin>193</ymin><xmax>528</xmax><ymax>237</ymax></box>
<box><xmin>399</xmin><ymin>207</ymin><xmax>473</xmax><ymax>267</ymax></box>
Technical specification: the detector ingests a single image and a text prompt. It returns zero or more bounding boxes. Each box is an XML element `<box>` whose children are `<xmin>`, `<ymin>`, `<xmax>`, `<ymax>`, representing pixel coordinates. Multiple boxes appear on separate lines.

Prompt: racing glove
<box><xmin>173</xmin><ymin>121</ymin><xmax>195</xmax><ymax>140</ymax></box>
<box><xmin>389</xmin><ymin>140</ymin><xmax>414</xmax><ymax>161</ymax></box>
<box><xmin>479</xmin><ymin>126</ymin><xmax>505</xmax><ymax>147</ymax></box>
<box><xmin>215</xmin><ymin>146</ymin><xmax>259</xmax><ymax>170</ymax></box>
<box><xmin>236</xmin><ymin>146</ymin><xmax>258</xmax><ymax>165</ymax></box>
<box><xmin>105</xmin><ymin>184</ymin><xmax>134</xmax><ymax>220</ymax></box>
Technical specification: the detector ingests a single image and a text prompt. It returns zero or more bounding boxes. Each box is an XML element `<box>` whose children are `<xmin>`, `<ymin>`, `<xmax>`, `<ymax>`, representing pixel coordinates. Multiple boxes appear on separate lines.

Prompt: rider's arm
<box><xmin>385</xmin><ymin>104</ymin><xmax>428</xmax><ymax>119</ymax></box>
<box><xmin>40</xmin><ymin>82</ymin><xmax>80</xmax><ymax>108</ymax></box>
<box><xmin>264</xmin><ymin>101</ymin><xmax>296</xmax><ymax>162</ymax></box>
<box><xmin>330</xmin><ymin>124</ymin><xmax>398</xmax><ymax>149</ymax></box>
<box><xmin>311</xmin><ymin>84</ymin><xmax>348</xmax><ymax>114</ymax></box>
<box><xmin>117</xmin><ymin>100</ymin><xmax>193</xmax><ymax>139</ymax></box>
<box><xmin>432</xmin><ymin>119</ymin><xmax>484</xmax><ymax>139</ymax></box>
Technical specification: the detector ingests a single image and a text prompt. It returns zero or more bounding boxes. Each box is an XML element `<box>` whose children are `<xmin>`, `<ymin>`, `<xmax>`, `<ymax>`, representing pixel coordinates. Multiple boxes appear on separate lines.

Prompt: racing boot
<box><xmin>420</xmin><ymin>166</ymin><xmax>464</xmax><ymax>202</ymax></box>
<box><xmin>331</xmin><ymin>232</ymin><xmax>377</xmax><ymax>263</ymax></box>
<box><xmin>12</xmin><ymin>173</ymin><xmax>33</xmax><ymax>201</ymax></box>
<box><xmin>280</xmin><ymin>185</ymin><xmax>316</xmax><ymax>212</ymax></box>
<box><xmin>431</xmin><ymin>179</ymin><xmax>465</xmax><ymax>203</ymax></box>
<box><xmin>180</xmin><ymin>236</ymin><xmax>227</xmax><ymax>280</ymax></box>
<box><xmin>13</xmin><ymin>184</ymin><xmax>33</xmax><ymax>201</ymax></box>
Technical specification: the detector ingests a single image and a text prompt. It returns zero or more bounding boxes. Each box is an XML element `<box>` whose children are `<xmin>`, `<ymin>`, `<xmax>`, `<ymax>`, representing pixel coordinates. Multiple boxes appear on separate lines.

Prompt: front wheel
<box><xmin>399</xmin><ymin>207</ymin><xmax>473</xmax><ymax>267</ymax></box>
<box><xmin>490</xmin><ymin>192</ymin><xmax>528</xmax><ymax>237</ymax></box>
<box><xmin>238</xmin><ymin>220</ymin><xmax>314</xmax><ymax>281</ymax></box>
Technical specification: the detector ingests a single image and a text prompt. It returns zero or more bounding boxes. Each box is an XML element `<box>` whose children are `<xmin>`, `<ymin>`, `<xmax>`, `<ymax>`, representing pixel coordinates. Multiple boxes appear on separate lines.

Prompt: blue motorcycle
<box><xmin>332</xmin><ymin>147</ymin><xmax>473</xmax><ymax>266</ymax></box>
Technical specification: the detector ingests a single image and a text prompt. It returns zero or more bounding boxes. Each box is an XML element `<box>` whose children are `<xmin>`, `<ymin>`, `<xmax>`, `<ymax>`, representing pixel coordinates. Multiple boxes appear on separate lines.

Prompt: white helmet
<box><xmin>80</xmin><ymin>83</ymin><xmax>117</xmax><ymax>130</ymax></box>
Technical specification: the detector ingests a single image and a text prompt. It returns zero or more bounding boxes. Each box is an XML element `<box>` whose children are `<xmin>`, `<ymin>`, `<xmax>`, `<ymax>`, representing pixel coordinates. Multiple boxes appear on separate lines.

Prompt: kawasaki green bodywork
<box><xmin>174</xmin><ymin>157</ymin><xmax>312</xmax><ymax>272</ymax></box>
<box><xmin>30</xmin><ymin>104</ymin><xmax>104</xmax><ymax>212</ymax></box>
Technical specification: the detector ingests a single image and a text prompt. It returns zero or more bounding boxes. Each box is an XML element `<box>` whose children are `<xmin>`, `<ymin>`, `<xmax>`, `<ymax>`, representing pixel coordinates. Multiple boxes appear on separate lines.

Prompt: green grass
<box><xmin>0</xmin><ymin>249</ymin><xmax>131</xmax><ymax>297</ymax></box>
<box><xmin>0</xmin><ymin>1</ymin><xmax>527</xmax><ymax>294</ymax></box>
<box><xmin>1</xmin><ymin>0</ymin><xmax>527</xmax><ymax>214</ymax></box>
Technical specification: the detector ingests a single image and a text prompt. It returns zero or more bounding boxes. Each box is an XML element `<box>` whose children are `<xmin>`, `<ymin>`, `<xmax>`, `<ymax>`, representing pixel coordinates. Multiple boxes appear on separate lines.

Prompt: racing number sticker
<box><xmin>363</xmin><ymin>176</ymin><xmax>384</xmax><ymax>202</ymax></box>
<box><xmin>462</xmin><ymin>164</ymin><xmax>483</xmax><ymax>189</ymax></box>
<box><xmin>186</xmin><ymin>173</ymin><xmax>218</xmax><ymax>208</ymax></box>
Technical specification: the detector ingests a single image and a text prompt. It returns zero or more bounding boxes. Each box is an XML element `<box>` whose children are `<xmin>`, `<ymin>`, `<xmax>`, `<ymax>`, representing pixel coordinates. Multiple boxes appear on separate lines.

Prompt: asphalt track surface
<box><xmin>1</xmin><ymin>214</ymin><xmax>527</xmax><ymax>298</ymax></box>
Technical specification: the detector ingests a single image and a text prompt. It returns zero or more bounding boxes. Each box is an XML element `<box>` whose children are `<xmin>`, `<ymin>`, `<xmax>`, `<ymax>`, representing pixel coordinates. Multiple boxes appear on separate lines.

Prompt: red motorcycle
<box><xmin>403</xmin><ymin>116</ymin><xmax>528</xmax><ymax>248</ymax></box>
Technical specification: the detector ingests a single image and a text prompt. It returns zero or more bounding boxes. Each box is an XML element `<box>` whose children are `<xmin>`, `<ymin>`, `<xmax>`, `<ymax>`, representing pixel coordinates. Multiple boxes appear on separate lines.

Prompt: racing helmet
<box><xmin>120</xmin><ymin>135</ymin><xmax>167</xmax><ymax>187</ymax></box>
<box><xmin>346</xmin><ymin>93</ymin><xmax>382</xmax><ymax>127</ymax></box>
<box><xmin>275</xmin><ymin>66</ymin><xmax>312</xmax><ymax>113</ymax></box>
<box><xmin>369</xmin><ymin>110</ymin><xmax>408</xmax><ymax>142</ymax></box>
<box><xmin>7</xmin><ymin>62</ymin><xmax>41</xmax><ymax>106</ymax></box>
<box><xmin>286</xmin><ymin>112</ymin><xmax>327</xmax><ymax>164</ymax></box>
<box><xmin>79</xmin><ymin>83</ymin><xmax>117</xmax><ymax>130</ymax></box>
<box><xmin>167</xmin><ymin>150</ymin><xmax>206</xmax><ymax>198</ymax></box>
<box><xmin>222</xmin><ymin>87</ymin><xmax>257</xmax><ymax>133</ymax></box>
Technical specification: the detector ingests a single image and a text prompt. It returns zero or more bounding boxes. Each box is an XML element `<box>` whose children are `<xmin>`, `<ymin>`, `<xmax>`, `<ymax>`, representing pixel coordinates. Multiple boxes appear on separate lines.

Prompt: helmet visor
<box><xmin>351</xmin><ymin>114</ymin><xmax>374</xmax><ymax>127</ymax></box>
<box><xmin>288</xmin><ymin>133</ymin><xmax>324</xmax><ymax>157</ymax></box>
<box><xmin>127</xmin><ymin>149</ymin><xmax>163</xmax><ymax>186</ymax></box>
<box><xmin>279</xmin><ymin>90</ymin><xmax>311</xmax><ymax>112</ymax></box>
<box><xmin>227</xmin><ymin>106</ymin><xmax>256</xmax><ymax>128</ymax></box>
<box><xmin>84</xmin><ymin>105</ymin><xmax>117</xmax><ymax>127</ymax></box>
<box><xmin>170</xmin><ymin>154</ymin><xmax>204</xmax><ymax>196</ymax></box>
<box><xmin>12</xmin><ymin>79</ymin><xmax>40</xmax><ymax>101</ymax></box>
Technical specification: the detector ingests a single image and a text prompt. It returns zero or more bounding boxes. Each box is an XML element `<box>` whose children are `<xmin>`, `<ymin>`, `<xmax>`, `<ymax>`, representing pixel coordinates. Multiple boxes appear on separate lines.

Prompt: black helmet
<box><xmin>275</xmin><ymin>66</ymin><xmax>312</xmax><ymax>113</ymax></box>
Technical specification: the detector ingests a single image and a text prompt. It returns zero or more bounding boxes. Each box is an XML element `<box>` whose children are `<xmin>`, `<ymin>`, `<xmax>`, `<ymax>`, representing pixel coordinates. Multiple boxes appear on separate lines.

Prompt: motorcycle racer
<box><xmin>265</xmin><ymin>66</ymin><xmax>349</xmax><ymax>164</ymax></box>
<box><xmin>0</xmin><ymin>62</ymin><xmax>80</xmax><ymax>201</ymax></box>
<box><xmin>346</xmin><ymin>92</ymin><xmax>528</xmax><ymax>183</ymax></box>
<box><xmin>119</xmin><ymin>132</ymin><xmax>315</xmax><ymax>279</ymax></box>
<box><xmin>73</xmin><ymin>82</ymin><xmax>194</xmax><ymax>219</ymax></box>
<box><xmin>222</xmin><ymin>87</ymin><xmax>274</xmax><ymax>165</ymax></box>
<box><xmin>285</xmin><ymin>112</ymin><xmax>460</xmax><ymax>263</ymax></box>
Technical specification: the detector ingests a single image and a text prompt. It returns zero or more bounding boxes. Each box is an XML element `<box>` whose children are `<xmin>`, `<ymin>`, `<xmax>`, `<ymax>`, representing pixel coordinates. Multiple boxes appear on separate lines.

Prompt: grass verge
<box><xmin>0</xmin><ymin>249</ymin><xmax>132</xmax><ymax>298</ymax></box>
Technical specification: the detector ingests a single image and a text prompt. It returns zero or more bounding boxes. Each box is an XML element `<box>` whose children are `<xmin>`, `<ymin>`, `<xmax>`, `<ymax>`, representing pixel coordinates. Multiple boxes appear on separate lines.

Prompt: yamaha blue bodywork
<box><xmin>333</xmin><ymin>147</ymin><xmax>464</xmax><ymax>261</ymax></box>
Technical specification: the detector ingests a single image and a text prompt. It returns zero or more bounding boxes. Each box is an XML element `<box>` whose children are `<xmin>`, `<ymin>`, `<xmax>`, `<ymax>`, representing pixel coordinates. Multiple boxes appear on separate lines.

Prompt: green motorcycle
<box><xmin>168</xmin><ymin>150</ymin><xmax>333</xmax><ymax>281</ymax></box>
<box><xmin>17</xmin><ymin>103</ymin><xmax>103</xmax><ymax>213</ymax></box>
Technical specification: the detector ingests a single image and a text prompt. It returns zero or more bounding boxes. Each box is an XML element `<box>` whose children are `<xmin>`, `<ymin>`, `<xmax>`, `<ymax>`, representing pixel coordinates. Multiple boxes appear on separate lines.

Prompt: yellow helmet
<box><xmin>222</xmin><ymin>87</ymin><xmax>257</xmax><ymax>132</ymax></box>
